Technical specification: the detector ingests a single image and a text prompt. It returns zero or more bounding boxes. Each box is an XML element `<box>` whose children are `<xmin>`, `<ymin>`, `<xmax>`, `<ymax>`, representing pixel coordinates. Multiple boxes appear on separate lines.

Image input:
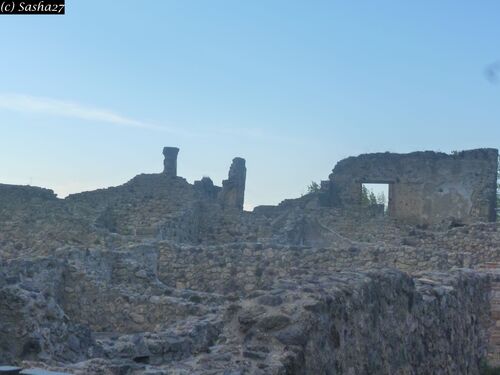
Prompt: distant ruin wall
<box><xmin>152</xmin><ymin>223</ymin><xmax>500</xmax><ymax>294</ymax></box>
<box><xmin>0</xmin><ymin>184</ymin><xmax>57</xmax><ymax>204</ymax></box>
<box><xmin>325</xmin><ymin>148</ymin><xmax>498</xmax><ymax>225</ymax></box>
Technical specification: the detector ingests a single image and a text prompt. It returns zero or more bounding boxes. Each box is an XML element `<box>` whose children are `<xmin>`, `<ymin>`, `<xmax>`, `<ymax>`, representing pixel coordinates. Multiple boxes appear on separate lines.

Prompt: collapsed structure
<box><xmin>0</xmin><ymin>147</ymin><xmax>498</xmax><ymax>375</ymax></box>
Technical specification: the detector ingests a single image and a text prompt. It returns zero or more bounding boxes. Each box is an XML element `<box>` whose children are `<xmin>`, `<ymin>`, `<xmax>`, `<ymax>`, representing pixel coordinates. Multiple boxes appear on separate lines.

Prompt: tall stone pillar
<box><xmin>163</xmin><ymin>147</ymin><xmax>179</xmax><ymax>177</ymax></box>
<box><xmin>220</xmin><ymin>157</ymin><xmax>246</xmax><ymax>210</ymax></box>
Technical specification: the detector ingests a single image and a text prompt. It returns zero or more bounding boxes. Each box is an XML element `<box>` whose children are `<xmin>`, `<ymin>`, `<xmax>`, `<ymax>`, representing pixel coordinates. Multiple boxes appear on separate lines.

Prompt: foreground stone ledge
<box><xmin>0</xmin><ymin>366</ymin><xmax>22</xmax><ymax>375</ymax></box>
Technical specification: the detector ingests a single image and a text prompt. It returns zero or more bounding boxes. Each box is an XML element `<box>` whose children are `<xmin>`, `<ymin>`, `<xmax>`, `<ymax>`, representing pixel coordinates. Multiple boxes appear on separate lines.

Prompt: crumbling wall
<box><xmin>477</xmin><ymin>266</ymin><xmax>500</xmax><ymax>367</ymax></box>
<box><xmin>62</xmin><ymin>149</ymin><xmax>247</xmax><ymax>239</ymax></box>
<box><xmin>1</xmin><ymin>146</ymin><xmax>499</xmax><ymax>373</ymax></box>
<box><xmin>153</xmin><ymin>269</ymin><xmax>490</xmax><ymax>375</ymax></box>
<box><xmin>0</xmin><ymin>251</ymin><xmax>494</xmax><ymax>375</ymax></box>
<box><xmin>59</xmin><ymin>247</ymin><xmax>210</xmax><ymax>333</ymax></box>
<box><xmin>226</xmin><ymin>269</ymin><xmax>492</xmax><ymax>375</ymax></box>
<box><xmin>152</xmin><ymin>222</ymin><xmax>500</xmax><ymax>295</ymax></box>
<box><xmin>0</xmin><ymin>258</ymin><xmax>94</xmax><ymax>365</ymax></box>
<box><xmin>219</xmin><ymin>157</ymin><xmax>246</xmax><ymax>210</ymax></box>
<box><xmin>324</xmin><ymin>148</ymin><xmax>498</xmax><ymax>225</ymax></box>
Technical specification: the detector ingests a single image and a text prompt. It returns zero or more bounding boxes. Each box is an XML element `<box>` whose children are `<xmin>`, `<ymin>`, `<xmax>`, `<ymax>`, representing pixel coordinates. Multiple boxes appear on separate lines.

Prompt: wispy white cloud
<box><xmin>0</xmin><ymin>93</ymin><xmax>305</xmax><ymax>144</ymax></box>
<box><xmin>0</xmin><ymin>93</ymin><xmax>191</xmax><ymax>135</ymax></box>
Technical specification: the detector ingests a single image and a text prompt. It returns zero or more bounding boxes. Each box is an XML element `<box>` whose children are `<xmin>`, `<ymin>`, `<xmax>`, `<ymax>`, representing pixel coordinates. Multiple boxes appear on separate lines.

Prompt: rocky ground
<box><xmin>0</xmin><ymin>176</ymin><xmax>499</xmax><ymax>374</ymax></box>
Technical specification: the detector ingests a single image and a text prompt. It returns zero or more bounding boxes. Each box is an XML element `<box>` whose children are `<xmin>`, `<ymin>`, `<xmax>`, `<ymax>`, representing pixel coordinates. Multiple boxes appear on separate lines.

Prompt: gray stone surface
<box><xmin>0</xmin><ymin>147</ymin><xmax>498</xmax><ymax>374</ymax></box>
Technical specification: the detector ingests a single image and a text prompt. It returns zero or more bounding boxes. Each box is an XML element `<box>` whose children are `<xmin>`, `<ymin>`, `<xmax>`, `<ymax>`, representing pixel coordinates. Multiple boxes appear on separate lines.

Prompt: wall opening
<box><xmin>361</xmin><ymin>183</ymin><xmax>391</xmax><ymax>215</ymax></box>
<box><xmin>133</xmin><ymin>355</ymin><xmax>150</xmax><ymax>364</ymax></box>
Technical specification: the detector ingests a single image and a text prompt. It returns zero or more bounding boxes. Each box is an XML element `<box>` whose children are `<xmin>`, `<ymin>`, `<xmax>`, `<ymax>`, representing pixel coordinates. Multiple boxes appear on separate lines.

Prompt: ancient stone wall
<box><xmin>219</xmin><ymin>157</ymin><xmax>246</xmax><ymax>210</ymax></box>
<box><xmin>0</xmin><ymin>258</ymin><xmax>93</xmax><ymax>365</ymax></box>
<box><xmin>0</xmin><ymin>248</ymin><xmax>225</xmax><ymax>367</ymax></box>
<box><xmin>1</xmin><ymin>253</ymin><xmax>492</xmax><ymax>374</ymax></box>
<box><xmin>324</xmin><ymin>148</ymin><xmax>498</xmax><ymax>225</ymax></box>
<box><xmin>0</xmin><ymin>146</ymin><xmax>498</xmax><ymax>373</ymax></box>
<box><xmin>476</xmin><ymin>262</ymin><xmax>500</xmax><ymax>368</ymax></box>
<box><xmin>225</xmin><ymin>269</ymin><xmax>492</xmax><ymax>375</ymax></box>
<box><xmin>141</xmin><ymin>219</ymin><xmax>500</xmax><ymax>296</ymax></box>
<box><xmin>53</xmin><ymin>247</ymin><xmax>215</xmax><ymax>334</ymax></box>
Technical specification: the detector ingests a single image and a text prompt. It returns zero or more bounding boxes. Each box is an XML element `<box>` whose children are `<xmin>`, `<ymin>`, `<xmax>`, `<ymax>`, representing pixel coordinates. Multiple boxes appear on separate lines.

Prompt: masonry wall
<box><xmin>150</xmin><ymin>223</ymin><xmax>499</xmax><ymax>295</ymax></box>
<box><xmin>228</xmin><ymin>270</ymin><xmax>492</xmax><ymax>375</ymax></box>
<box><xmin>0</xmin><ymin>249</ymin><xmax>494</xmax><ymax>374</ymax></box>
<box><xmin>326</xmin><ymin>148</ymin><xmax>498</xmax><ymax>225</ymax></box>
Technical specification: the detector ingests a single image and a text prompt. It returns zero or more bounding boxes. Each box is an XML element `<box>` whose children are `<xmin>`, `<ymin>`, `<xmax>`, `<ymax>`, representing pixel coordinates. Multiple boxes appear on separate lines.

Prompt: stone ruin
<box><xmin>0</xmin><ymin>147</ymin><xmax>498</xmax><ymax>374</ymax></box>
<box><xmin>162</xmin><ymin>147</ymin><xmax>180</xmax><ymax>177</ymax></box>
<box><xmin>315</xmin><ymin>148</ymin><xmax>498</xmax><ymax>225</ymax></box>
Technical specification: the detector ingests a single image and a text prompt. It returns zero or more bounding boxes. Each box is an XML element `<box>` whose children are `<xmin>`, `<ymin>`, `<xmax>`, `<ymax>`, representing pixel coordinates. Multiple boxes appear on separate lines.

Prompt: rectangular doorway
<box><xmin>361</xmin><ymin>182</ymin><xmax>392</xmax><ymax>215</ymax></box>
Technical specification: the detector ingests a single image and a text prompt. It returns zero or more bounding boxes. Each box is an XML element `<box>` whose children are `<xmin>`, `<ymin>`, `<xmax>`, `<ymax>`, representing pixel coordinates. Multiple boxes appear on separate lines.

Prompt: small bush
<box><xmin>307</xmin><ymin>181</ymin><xmax>320</xmax><ymax>194</ymax></box>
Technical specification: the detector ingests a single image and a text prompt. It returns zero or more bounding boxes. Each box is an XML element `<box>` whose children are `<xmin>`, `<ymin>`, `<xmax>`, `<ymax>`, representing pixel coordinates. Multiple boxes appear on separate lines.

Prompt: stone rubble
<box><xmin>0</xmin><ymin>147</ymin><xmax>498</xmax><ymax>374</ymax></box>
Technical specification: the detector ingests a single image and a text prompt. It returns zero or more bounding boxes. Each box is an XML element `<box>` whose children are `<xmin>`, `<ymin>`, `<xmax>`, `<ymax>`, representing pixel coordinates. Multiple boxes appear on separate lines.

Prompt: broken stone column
<box><xmin>162</xmin><ymin>147</ymin><xmax>179</xmax><ymax>177</ymax></box>
<box><xmin>219</xmin><ymin>157</ymin><xmax>246</xmax><ymax>210</ymax></box>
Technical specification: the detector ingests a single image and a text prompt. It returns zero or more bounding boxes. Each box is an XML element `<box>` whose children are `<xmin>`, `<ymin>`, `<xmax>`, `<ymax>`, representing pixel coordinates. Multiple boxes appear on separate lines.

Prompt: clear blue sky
<box><xmin>0</xmin><ymin>1</ymin><xmax>499</xmax><ymax>208</ymax></box>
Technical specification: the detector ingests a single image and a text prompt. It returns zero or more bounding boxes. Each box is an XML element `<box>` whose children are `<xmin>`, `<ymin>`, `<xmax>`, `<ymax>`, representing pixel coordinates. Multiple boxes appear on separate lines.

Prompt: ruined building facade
<box><xmin>319</xmin><ymin>148</ymin><xmax>498</xmax><ymax>226</ymax></box>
